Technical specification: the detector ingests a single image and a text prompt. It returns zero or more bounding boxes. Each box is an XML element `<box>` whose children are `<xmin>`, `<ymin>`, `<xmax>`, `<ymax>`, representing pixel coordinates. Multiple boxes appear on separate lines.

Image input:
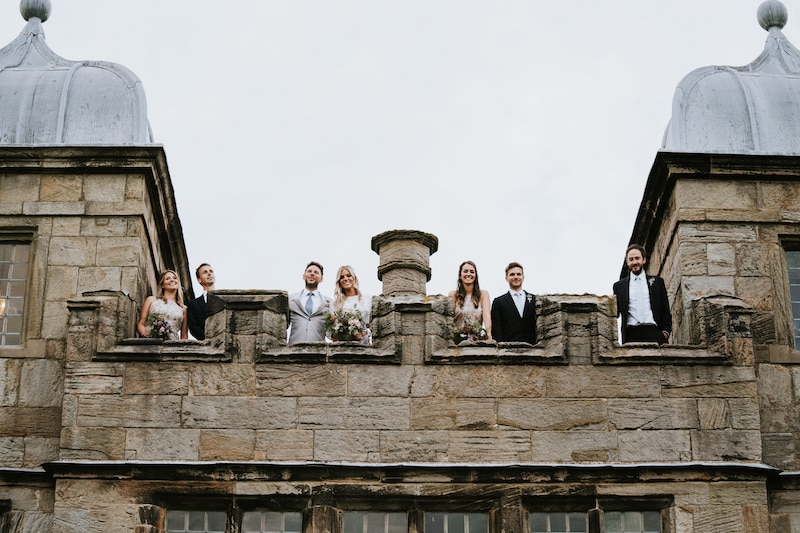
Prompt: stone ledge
<box><xmin>94</xmin><ymin>338</ymin><xmax>230</xmax><ymax>362</ymax></box>
<box><xmin>0</xmin><ymin>339</ymin><xmax>46</xmax><ymax>358</ymax></box>
<box><xmin>428</xmin><ymin>341</ymin><xmax>567</xmax><ymax>365</ymax></box>
<box><xmin>88</xmin><ymin>339</ymin><xmax>736</xmax><ymax>367</ymax></box>
<box><xmin>42</xmin><ymin>460</ymin><xmax>780</xmax><ymax>483</ymax></box>
<box><xmin>598</xmin><ymin>344</ymin><xmax>731</xmax><ymax>365</ymax></box>
<box><xmin>767</xmin><ymin>344</ymin><xmax>800</xmax><ymax>364</ymax></box>
<box><xmin>258</xmin><ymin>342</ymin><xmax>401</xmax><ymax>364</ymax></box>
<box><xmin>0</xmin><ymin>467</ymin><xmax>52</xmax><ymax>485</ymax></box>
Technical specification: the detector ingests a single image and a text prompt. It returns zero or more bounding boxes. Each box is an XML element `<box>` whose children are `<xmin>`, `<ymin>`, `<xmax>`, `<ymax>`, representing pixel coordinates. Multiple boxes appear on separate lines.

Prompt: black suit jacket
<box><xmin>187</xmin><ymin>294</ymin><xmax>206</xmax><ymax>340</ymax></box>
<box><xmin>490</xmin><ymin>291</ymin><xmax>537</xmax><ymax>344</ymax></box>
<box><xmin>612</xmin><ymin>274</ymin><xmax>672</xmax><ymax>343</ymax></box>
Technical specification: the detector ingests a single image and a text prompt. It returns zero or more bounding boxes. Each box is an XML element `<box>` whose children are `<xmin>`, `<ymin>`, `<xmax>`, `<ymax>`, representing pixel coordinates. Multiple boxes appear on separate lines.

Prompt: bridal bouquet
<box><xmin>456</xmin><ymin>317</ymin><xmax>488</xmax><ymax>342</ymax></box>
<box><xmin>325</xmin><ymin>307</ymin><xmax>370</xmax><ymax>343</ymax></box>
<box><xmin>146</xmin><ymin>312</ymin><xmax>175</xmax><ymax>340</ymax></box>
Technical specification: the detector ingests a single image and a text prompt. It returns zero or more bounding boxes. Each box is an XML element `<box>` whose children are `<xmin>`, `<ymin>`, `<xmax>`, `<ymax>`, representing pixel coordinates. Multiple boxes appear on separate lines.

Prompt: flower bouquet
<box><xmin>325</xmin><ymin>307</ymin><xmax>371</xmax><ymax>343</ymax></box>
<box><xmin>455</xmin><ymin>317</ymin><xmax>487</xmax><ymax>343</ymax></box>
<box><xmin>146</xmin><ymin>312</ymin><xmax>175</xmax><ymax>340</ymax></box>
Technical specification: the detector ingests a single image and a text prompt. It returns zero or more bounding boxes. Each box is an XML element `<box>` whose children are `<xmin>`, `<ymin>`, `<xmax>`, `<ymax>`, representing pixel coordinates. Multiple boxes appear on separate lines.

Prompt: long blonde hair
<box><xmin>333</xmin><ymin>265</ymin><xmax>362</xmax><ymax>308</ymax></box>
<box><xmin>156</xmin><ymin>269</ymin><xmax>184</xmax><ymax>306</ymax></box>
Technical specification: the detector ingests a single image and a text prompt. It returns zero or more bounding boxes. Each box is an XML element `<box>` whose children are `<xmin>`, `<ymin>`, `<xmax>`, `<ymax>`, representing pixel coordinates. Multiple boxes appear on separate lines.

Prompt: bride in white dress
<box><xmin>136</xmin><ymin>269</ymin><xmax>188</xmax><ymax>340</ymax></box>
<box><xmin>327</xmin><ymin>265</ymin><xmax>372</xmax><ymax>344</ymax></box>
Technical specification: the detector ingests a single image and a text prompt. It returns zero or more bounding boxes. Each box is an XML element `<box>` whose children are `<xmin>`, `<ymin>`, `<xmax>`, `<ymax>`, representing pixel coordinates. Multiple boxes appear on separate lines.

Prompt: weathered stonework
<box><xmin>5</xmin><ymin>148</ymin><xmax>800</xmax><ymax>530</ymax></box>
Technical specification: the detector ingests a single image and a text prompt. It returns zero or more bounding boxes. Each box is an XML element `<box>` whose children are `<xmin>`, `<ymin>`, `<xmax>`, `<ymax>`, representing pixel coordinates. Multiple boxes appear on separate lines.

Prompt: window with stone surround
<box><xmin>425</xmin><ymin>512</ymin><xmax>488</xmax><ymax>533</ymax></box>
<box><xmin>344</xmin><ymin>512</ymin><xmax>407</xmax><ymax>533</ymax></box>
<box><xmin>166</xmin><ymin>510</ymin><xmax>226</xmax><ymax>533</ymax></box>
<box><xmin>159</xmin><ymin>499</ymin><xmax>662</xmax><ymax>533</ymax></box>
<box><xmin>0</xmin><ymin>242</ymin><xmax>29</xmax><ymax>346</ymax></box>
<box><xmin>603</xmin><ymin>511</ymin><xmax>660</xmax><ymax>533</ymax></box>
<box><xmin>242</xmin><ymin>511</ymin><xmax>302</xmax><ymax>533</ymax></box>
<box><xmin>165</xmin><ymin>508</ymin><xmax>302</xmax><ymax>533</ymax></box>
<box><xmin>530</xmin><ymin>511</ymin><xmax>587</xmax><ymax>533</ymax></box>
<box><xmin>787</xmin><ymin>249</ymin><xmax>800</xmax><ymax>348</ymax></box>
<box><xmin>341</xmin><ymin>511</ymin><xmax>489</xmax><ymax>533</ymax></box>
<box><xmin>529</xmin><ymin>510</ymin><xmax>660</xmax><ymax>533</ymax></box>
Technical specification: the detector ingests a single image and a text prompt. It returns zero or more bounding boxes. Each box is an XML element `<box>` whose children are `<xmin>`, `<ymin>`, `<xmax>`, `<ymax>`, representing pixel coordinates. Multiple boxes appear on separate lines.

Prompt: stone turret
<box><xmin>371</xmin><ymin>230</ymin><xmax>438</xmax><ymax>297</ymax></box>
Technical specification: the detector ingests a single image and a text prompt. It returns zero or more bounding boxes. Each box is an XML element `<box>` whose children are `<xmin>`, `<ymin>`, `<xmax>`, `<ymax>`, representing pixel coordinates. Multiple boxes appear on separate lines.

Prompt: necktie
<box><xmin>305</xmin><ymin>293</ymin><xmax>314</xmax><ymax>315</ymax></box>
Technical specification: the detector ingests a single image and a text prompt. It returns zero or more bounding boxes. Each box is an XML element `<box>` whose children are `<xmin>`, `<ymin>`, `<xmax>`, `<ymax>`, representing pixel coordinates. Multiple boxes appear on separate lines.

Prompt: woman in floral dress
<box><xmin>136</xmin><ymin>269</ymin><xmax>188</xmax><ymax>340</ymax></box>
<box><xmin>327</xmin><ymin>265</ymin><xmax>372</xmax><ymax>344</ymax></box>
<box><xmin>449</xmin><ymin>260</ymin><xmax>492</xmax><ymax>344</ymax></box>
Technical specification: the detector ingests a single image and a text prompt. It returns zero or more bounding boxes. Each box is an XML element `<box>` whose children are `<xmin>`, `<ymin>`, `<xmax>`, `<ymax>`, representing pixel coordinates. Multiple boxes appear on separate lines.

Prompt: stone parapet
<box><xmin>67</xmin><ymin>291</ymin><xmax>137</xmax><ymax>362</ymax></box>
<box><xmin>205</xmin><ymin>290</ymin><xmax>288</xmax><ymax>363</ymax></box>
<box><xmin>690</xmin><ymin>295</ymin><xmax>755</xmax><ymax>365</ymax></box>
<box><xmin>69</xmin><ymin>289</ymin><xmax>760</xmax><ymax>365</ymax></box>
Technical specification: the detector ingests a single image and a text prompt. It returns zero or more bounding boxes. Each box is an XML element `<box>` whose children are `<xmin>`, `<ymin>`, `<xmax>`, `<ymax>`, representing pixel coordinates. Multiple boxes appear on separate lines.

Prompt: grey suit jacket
<box><xmin>287</xmin><ymin>291</ymin><xmax>331</xmax><ymax>344</ymax></box>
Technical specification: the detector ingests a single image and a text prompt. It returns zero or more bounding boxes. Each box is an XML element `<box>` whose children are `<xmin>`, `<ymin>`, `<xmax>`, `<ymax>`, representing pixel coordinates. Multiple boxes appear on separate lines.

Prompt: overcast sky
<box><xmin>0</xmin><ymin>1</ymin><xmax>779</xmax><ymax>300</ymax></box>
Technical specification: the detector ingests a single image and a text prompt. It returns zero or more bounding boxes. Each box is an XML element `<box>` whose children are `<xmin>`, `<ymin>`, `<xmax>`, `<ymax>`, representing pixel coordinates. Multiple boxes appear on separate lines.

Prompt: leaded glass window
<box><xmin>0</xmin><ymin>243</ymin><xmax>28</xmax><ymax>346</ymax></box>
<box><xmin>344</xmin><ymin>512</ymin><xmax>407</xmax><ymax>533</ymax></box>
<box><xmin>242</xmin><ymin>511</ymin><xmax>302</xmax><ymax>533</ymax></box>
<box><xmin>530</xmin><ymin>511</ymin><xmax>587</xmax><ymax>533</ymax></box>
<box><xmin>166</xmin><ymin>510</ymin><xmax>226</xmax><ymax>533</ymax></box>
<box><xmin>788</xmin><ymin>250</ymin><xmax>800</xmax><ymax>347</ymax></box>
<box><xmin>603</xmin><ymin>511</ymin><xmax>660</xmax><ymax>533</ymax></box>
<box><xmin>425</xmin><ymin>513</ymin><xmax>488</xmax><ymax>533</ymax></box>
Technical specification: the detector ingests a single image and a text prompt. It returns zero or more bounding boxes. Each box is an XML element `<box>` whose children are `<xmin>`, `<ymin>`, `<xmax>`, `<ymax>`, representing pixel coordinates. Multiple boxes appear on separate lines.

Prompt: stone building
<box><xmin>1</xmin><ymin>0</ymin><xmax>800</xmax><ymax>531</ymax></box>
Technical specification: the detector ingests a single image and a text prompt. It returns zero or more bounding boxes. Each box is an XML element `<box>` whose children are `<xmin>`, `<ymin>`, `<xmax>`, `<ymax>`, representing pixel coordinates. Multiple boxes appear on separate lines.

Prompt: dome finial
<box><xmin>758</xmin><ymin>0</ymin><xmax>788</xmax><ymax>30</ymax></box>
<box><xmin>20</xmin><ymin>0</ymin><xmax>51</xmax><ymax>23</ymax></box>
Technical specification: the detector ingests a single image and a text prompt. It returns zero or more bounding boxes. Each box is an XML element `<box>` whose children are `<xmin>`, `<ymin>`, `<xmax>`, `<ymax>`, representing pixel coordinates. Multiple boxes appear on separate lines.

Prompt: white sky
<box><xmin>0</xmin><ymin>1</ymin><xmax>777</xmax><ymax>300</ymax></box>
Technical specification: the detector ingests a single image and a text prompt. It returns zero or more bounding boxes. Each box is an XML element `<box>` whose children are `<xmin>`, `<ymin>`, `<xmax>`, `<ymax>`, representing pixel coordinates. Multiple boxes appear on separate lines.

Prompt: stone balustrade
<box><xmin>66</xmin><ymin>288</ymin><xmax>752</xmax><ymax>364</ymax></box>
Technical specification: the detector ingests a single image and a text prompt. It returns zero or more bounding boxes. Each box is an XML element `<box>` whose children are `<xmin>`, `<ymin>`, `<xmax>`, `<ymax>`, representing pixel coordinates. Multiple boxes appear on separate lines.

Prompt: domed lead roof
<box><xmin>0</xmin><ymin>0</ymin><xmax>152</xmax><ymax>145</ymax></box>
<box><xmin>663</xmin><ymin>0</ymin><xmax>800</xmax><ymax>154</ymax></box>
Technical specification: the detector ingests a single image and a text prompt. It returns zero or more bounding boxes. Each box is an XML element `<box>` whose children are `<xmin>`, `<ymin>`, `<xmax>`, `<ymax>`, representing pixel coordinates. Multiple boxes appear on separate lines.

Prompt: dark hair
<box><xmin>454</xmin><ymin>260</ymin><xmax>482</xmax><ymax>309</ymax></box>
<box><xmin>305</xmin><ymin>261</ymin><xmax>324</xmax><ymax>276</ymax></box>
<box><xmin>195</xmin><ymin>263</ymin><xmax>211</xmax><ymax>279</ymax></box>
<box><xmin>505</xmin><ymin>262</ymin><xmax>524</xmax><ymax>274</ymax></box>
<box><xmin>625</xmin><ymin>244</ymin><xmax>647</xmax><ymax>260</ymax></box>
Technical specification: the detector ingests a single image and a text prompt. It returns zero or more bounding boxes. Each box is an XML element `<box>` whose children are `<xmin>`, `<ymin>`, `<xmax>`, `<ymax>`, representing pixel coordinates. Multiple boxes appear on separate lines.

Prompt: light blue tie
<box><xmin>305</xmin><ymin>293</ymin><xmax>314</xmax><ymax>315</ymax></box>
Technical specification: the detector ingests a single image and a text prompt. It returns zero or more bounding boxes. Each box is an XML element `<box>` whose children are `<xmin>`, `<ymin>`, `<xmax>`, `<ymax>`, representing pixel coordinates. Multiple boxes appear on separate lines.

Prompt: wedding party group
<box><xmin>286</xmin><ymin>259</ymin><xmax>540</xmax><ymax>346</ymax></box>
<box><xmin>134</xmin><ymin>261</ymin><xmax>375</xmax><ymax>344</ymax></box>
<box><xmin>135</xmin><ymin>244</ymin><xmax>672</xmax><ymax>347</ymax></box>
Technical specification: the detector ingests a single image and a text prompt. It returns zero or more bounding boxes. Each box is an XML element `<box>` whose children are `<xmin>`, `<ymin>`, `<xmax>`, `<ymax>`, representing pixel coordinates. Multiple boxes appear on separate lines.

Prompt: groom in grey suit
<box><xmin>288</xmin><ymin>261</ymin><xmax>331</xmax><ymax>344</ymax></box>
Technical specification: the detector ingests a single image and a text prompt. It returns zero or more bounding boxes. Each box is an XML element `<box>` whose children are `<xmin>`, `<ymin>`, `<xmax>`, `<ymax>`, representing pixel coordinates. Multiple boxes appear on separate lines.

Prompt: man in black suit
<box><xmin>490</xmin><ymin>262</ymin><xmax>537</xmax><ymax>344</ymax></box>
<box><xmin>187</xmin><ymin>262</ymin><xmax>215</xmax><ymax>340</ymax></box>
<box><xmin>613</xmin><ymin>244</ymin><xmax>671</xmax><ymax>344</ymax></box>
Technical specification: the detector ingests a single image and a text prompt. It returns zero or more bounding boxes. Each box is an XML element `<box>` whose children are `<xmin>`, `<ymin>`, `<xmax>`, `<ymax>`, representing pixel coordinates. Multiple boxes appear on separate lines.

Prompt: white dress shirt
<box><xmin>509</xmin><ymin>290</ymin><xmax>525</xmax><ymax>317</ymax></box>
<box><xmin>627</xmin><ymin>273</ymin><xmax>657</xmax><ymax>326</ymax></box>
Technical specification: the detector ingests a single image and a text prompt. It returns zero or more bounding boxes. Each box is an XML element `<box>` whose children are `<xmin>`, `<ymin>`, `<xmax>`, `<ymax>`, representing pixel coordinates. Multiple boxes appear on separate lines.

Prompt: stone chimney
<box><xmin>371</xmin><ymin>230</ymin><xmax>438</xmax><ymax>296</ymax></box>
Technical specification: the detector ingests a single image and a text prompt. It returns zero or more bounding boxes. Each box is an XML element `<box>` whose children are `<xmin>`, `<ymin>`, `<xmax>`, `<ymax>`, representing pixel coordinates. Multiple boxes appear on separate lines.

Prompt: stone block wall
<box><xmin>0</xmin><ymin>147</ymin><xmax>190</xmax><ymax>473</ymax></box>
<box><xmin>56</xmin><ymin>288</ymin><xmax>762</xmax><ymax>467</ymax></box>
<box><xmin>43</xmin><ymin>465</ymin><xmax>774</xmax><ymax>533</ymax></box>
<box><xmin>5</xmin><ymin>152</ymin><xmax>800</xmax><ymax>530</ymax></box>
<box><xmin>630</xmin><ymin>154</ymin><xmax>800</xmax><ymax>476</ymax></box>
